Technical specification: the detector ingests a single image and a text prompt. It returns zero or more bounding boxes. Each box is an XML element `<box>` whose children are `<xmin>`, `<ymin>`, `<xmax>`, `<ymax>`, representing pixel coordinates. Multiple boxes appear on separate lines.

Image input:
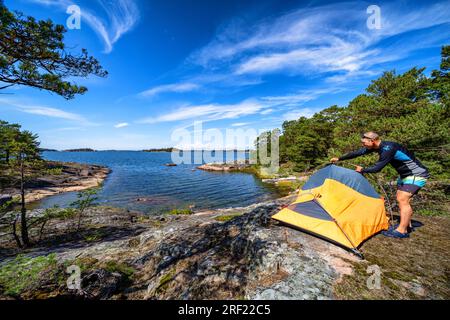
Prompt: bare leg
<box><xmin>396</xmin><ymin>190</ymin><xmax>413</xmax><ymax>234</ymax></box>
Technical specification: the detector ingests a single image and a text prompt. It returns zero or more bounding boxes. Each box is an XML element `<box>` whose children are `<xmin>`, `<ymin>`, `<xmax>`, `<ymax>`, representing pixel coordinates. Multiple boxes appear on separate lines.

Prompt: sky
<box><xmin>1</xmin><ymin>0</ymin><xmax>449</xmax><ymax>150</ymax></box>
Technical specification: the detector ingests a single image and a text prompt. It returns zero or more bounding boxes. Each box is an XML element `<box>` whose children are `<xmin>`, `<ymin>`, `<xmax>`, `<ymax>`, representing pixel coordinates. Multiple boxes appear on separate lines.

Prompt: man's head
<box><xmin>360</xmin><ymin>131</ymin><xmax>381</xmax><ymax>149</ymax></box>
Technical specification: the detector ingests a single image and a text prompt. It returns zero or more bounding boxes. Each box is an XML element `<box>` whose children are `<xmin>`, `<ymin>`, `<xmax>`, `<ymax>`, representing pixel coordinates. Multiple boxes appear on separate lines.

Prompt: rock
<box><xmin>79</xmin><ymin>169</ymin><xmax>90</xmax><ymax>177</ymax></box>
<box><xmin>262</xmin><ymin>176</ymin><xmax>308</xmax><ymax>184</ymax></box>
<box><xmin>197</xmin><ymin>163</ymin><xmax>251</xmax><ymax>172</ymax></box>
<box><xmin>80</xmin><ymin>269</ymin><xmax>127</xmax><ymax>299</ymax></box>
<box><xmin>0</xmin><ymin>194</ymin><xmax>391</xmax><ymax>301</ymax></box>
<box><xmin>165</xmin><ymin>163</ymin><xmax>177</xmax><ymax>167</ymax></box>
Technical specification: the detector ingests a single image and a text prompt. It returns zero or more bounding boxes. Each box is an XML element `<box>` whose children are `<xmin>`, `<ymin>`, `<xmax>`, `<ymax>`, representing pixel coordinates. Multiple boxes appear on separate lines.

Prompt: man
<box><xmin>330</xmin><ymin>131</ymin><xmax>429</xmax><ymax>239</ymax></box>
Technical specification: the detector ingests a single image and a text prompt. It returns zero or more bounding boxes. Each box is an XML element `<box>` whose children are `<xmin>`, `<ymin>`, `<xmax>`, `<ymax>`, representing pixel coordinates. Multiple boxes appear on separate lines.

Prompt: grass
<box><xmin>155</xmin><ymin>269</ymin><xmax>176</xmax><ymax>294</ymax></box>
<box><xmin>333</xmin><ymin>213</ymin><xmax>450</xmax><ymax>299</ymax></box>
<box><xmin>274</xmin><ymin>180</ymin><xmax>305</xmax><ymax>196</ymax></box>
<box><xmin>0</xmin><ymin>254</ymin><xmax>58</xmax><ymax>296</ymax></box>
<box><xmin>168</xmin><ymin>208</ymin><xmax>193</xmax><ymax>215</ymax></box>
<box><xmin>417</xmin><ymin>208</ymin><xmax>449</xmax><ymax>217</ymax></box>
<box><xmin>43</xmin><ymin>167</ymin><xmax>63</xmax><ymax>175</ymax></box>
<box><xmin>102</xmin><ymin>261</ymin><xmax>135</xmax><ymax>279</ymax></box>
<box><xmin>214</xmin><ymin>214</ymin><xmax>242</xmax><ymax>222</ymax></box>
<box><xmin>82</xmin><ymin>229</ymin><xmax>107</xmax><ymax>242</ymax></box>
<box><xmin>65</xmin><ymin>256</ymin><xmax>98</xmax><ymax>273</ymax></box>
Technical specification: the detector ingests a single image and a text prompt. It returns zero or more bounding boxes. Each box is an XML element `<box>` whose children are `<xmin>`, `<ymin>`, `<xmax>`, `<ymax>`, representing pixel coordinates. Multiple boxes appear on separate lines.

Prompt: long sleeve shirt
<box><xmin>339</xmin><ymin>141</ymin><xmax>429</xmax><ymax>178</ymax></box>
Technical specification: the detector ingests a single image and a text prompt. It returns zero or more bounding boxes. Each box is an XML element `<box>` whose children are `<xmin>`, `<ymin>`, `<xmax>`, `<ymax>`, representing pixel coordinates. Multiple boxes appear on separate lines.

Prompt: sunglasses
<box><xmin>361</xmin><ymin>135</ymin><xmax>374</xmax><ymax>140</ymax></box>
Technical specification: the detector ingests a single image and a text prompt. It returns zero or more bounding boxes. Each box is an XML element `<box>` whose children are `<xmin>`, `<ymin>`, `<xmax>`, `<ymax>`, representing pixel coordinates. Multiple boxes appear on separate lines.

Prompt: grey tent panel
<box><xmin>301</xmin><ymin>165</ymin><xmax>381</xmax><ymax>199</ymax></box>
<box><xmin>287</xmin><ymin>200</ymin><xmax>333</xmax><ymax>221</ymax></box>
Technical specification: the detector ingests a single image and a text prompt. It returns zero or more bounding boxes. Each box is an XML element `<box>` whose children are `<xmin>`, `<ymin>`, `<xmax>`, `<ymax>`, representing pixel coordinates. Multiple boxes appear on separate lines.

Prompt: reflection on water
<box><xmin>37</xmin><ymin>151</ymin><xmax>281</xmax><ymax>214</ymax></box>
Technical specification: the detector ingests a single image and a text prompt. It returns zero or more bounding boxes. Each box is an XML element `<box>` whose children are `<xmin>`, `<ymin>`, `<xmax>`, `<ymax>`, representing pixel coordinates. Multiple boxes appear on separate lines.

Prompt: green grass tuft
<box><xmin>168</xmin><ymin>208</ymin><xmax>193</xmax><ymax>215</ymax></box>
<box><xmin>214</xmin><ymin>214</ymin><xmax>241</xmax><ymax>222</ymax></box>
<box><xmin>0</xmin><ymin>254</ymin><xmax>58</xmax><ymax>296</ymax></box>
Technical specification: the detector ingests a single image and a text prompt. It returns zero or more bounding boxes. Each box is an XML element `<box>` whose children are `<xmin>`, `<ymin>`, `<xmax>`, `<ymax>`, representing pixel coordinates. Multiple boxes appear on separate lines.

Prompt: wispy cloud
<box><xmin>114</xmin><ymin>122</ymin><xmax>129</xmax><ymax>128</ymax></box>
<box><xmin>28</xmin><ymin>0</ymin><xmax>139</xmax><ymax>53</ymax></box>
<box><xmin>231</xmin><ymin>122</ymin><xmax>251</xmax><ymax>127</ymax></box>
<box><xmin>190</xmin><ymin>1</ymin><xmax>450</xmax><ymax>82</ymax></box>
<box><xmin>0</xmin><ymin>98</ymin><xmax>95</xmax><ymax>125</ymax></box>
<box><xmin>138</xmin><ymin>99</ymin><xmax>268</xmax><ymax>124</ymax></box>
<box><xmin>137</xmin><ymin>84</ymin><xmax>346</xmax><ymax>125</ymax></box>
<box><xmin>262</xmin><ymin>87</ymin><xmax>346</xmax><ymax>107</ymax></box>
<box><xmin>139</xmin><ymin>82</ymin><xmax>200</xmax><ymax>98</ymax></box>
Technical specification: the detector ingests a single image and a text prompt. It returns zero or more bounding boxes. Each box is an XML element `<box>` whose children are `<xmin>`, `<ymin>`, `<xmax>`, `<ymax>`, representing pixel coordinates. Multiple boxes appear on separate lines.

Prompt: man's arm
<box><xmin>338</xmin><ymin>148</ymin><xmax>371</xmax><ymax>161</ymax></box>
<box><xmin>361</xmin><ymin>146</ymin><xmax>396</xmax><ymax>174</ymax></box>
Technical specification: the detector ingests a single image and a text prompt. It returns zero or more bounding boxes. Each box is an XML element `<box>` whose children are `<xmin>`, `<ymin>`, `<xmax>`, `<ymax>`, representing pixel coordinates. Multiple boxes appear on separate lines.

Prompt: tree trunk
<box><xmin>77</xmin><ymin>208</ymin><xmax>84</xmax><ymax>231</ymax></box>
<box><xmin>5</xmin><ymin>149</ymin><xmax>10</xmax><ymax>163</ymax></box>
<box><xmin>19</xmin><ymin>155</ymin><xmax>30</xmax><ymax>247</ymax></box>
<box><xmin>12</xmin><ymin>214</ymin><xmax>22</xmax><ymax>248</ymax></box>
<box><xmin>38</xmin><ymin>220</ymin><xmax>47</xmax><ymax>241</ymax></box>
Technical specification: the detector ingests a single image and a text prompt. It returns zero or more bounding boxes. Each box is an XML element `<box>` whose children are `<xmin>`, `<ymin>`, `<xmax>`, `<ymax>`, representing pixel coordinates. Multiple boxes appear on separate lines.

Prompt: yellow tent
<box><xmin>272</xmin><ymin>165</ymin><xmax>389</xmax><ymax>257</ymax></box>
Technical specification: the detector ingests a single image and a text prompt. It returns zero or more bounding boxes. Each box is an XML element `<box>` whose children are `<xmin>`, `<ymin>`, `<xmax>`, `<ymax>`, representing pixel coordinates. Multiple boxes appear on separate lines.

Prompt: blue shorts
<box><xmin>397</xmin><ymin>176</ymin><xmax>427</xmax><ymax>195</ymax></box>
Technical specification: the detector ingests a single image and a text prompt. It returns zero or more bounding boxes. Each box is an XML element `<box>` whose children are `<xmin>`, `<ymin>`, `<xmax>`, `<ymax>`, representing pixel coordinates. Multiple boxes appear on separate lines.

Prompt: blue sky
<box><xmin>1</xmin><ymin>0</ymin><xmax>449</xmax><ymax>150</ymax></box>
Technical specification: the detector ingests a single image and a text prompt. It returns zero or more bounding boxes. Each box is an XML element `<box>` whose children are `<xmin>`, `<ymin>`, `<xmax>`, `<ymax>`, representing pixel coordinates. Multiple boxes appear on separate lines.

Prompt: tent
<box><xmin>271</xmin><ymin>165</ymin><xmax>389</xmax><ymax>257</ymax></box>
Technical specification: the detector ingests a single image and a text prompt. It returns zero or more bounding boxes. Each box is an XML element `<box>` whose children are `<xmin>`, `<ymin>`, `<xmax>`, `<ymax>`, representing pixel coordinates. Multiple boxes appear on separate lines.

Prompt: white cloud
<box><xmin>190</xmin><ymin>1</ymin><xmax>450</xmax><ymax>81</ymax></box>
<box><xmin>138</xmin><ymin>100</ymin><xmax>268</xmax><ymax>124</ymax></box>
<box><xmin>0</xmin><ymin>98</ymin><xmax>89</xmax><ymax>122</ymax></box>
<box><xmin>28</xmin><ymin>0</ymin><xmax>139</xmax><ymax>53</ymax></box>
<box><xmin>114</xmin><ymin>122</ymin><xmax>129</xmax><ymax>128</ymax></box>
<box><xmin>231</xmin><ymin>122</ymin><xmax>250</xmax><ymax>127</ymax></box>
<box><xmin>262</xmin><ymin>87</ymin><xmax>346</xmax><ymax>107</ymax></box>
<box><xmin>140</xmin><ymin>83</ymin><xmax>200</xmax><ymax>98</ymax></box>
<box><xmin>137</xmin><ymin>86</ymin><xmax>343</xmax><ymax>125</ymax></box>
<box><xmin>282</xmin><ymin>108</ymin><xmax>318</xmax><ymax>121</ymax></box>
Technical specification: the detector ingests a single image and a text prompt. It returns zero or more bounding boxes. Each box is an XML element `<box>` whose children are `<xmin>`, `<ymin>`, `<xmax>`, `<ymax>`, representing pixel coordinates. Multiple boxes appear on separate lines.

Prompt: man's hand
<box><xmin>355</xmin><ymin>166</ymin><xmax>363</xmax><ymax>173</ymax></box>
<box><xmin>330</xmin><ymin>157</ymin><xmax>339</xmax><ymax>163</ymax></box>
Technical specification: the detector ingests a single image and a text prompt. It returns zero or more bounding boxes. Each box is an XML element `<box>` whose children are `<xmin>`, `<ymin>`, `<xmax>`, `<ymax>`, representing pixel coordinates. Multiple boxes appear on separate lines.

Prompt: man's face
<box><xmin>361</xmin><ymin>138</ymin><xmax>376</xmax><ymax>149</ymax></box>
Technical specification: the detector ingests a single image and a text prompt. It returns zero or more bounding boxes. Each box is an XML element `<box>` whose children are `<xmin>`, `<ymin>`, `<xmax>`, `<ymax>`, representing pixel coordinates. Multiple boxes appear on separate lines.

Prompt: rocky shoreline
<box><xmin>1</xmin><ymin>161</ymin><xmax>110</xmax><ymax>204</ymax></box>
<box><xmin>0</xmin><ymin>162</ymin><xmax>448</xmax><ymax>300</ymax></box>
<box><xmin>0</xmin><ymin>194</ymin><xmax>356</xmax><ymax>299</ymax></box>
<box><xmin>197</xmin><ymin>161</ymin><xmax>252</xmax><ymax>172</ymax></box>
<box><xmin>1</xmin><ymin>190</ymin><xmax>448</xmax><ymax>300</ymax></box>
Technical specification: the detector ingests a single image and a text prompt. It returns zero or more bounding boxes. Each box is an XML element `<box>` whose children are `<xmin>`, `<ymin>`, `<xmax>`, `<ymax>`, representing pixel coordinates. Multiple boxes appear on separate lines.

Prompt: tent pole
<box><xmin>314</xmin><ymin>197</ymin><xmax>362</xmax><ymax>257</ymax></box>
<box><xmin>368</xmin><ymin>173</ymin><xmax>395</xmax><ymax>227</ymax></box>
<box><xmin>332</xmin><ymin>218</ymin><xmax>361</xmax><ymax>256</ymax></box>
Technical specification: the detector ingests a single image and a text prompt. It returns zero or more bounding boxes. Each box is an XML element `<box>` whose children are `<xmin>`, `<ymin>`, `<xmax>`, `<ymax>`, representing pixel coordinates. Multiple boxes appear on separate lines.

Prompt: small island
<box><xmin>143</xmin><ymin>148</ymin><xmax>177</xmax><ymax>152</ymax></box>
<box><xmin>63</xmin><ymin>148</ymin><xmax>97</xmax><ymax>152</ymax></box>
<box><xmin>39</xmin><ymin>148</ymin><xmax>59</xmax><ymax>152</ymax></box>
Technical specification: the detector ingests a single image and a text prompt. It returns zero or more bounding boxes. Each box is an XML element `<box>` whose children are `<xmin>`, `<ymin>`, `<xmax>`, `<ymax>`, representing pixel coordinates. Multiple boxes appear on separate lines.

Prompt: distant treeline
<box><xmin>63</xmin><ymin>148</ymin><xmax>96</xmax><ymax>152</ymax></box>
<box><xmin>143</xmin><ymin>148</ymin><xmax>251</xmax><ymax>152</ymax></box>
<box><xmin>143</xmin><ymin>148</ymin><xmax>177</xmax><ymax>152</ymax></box>
<box><xmin>39</xmin><ymin>148</ymin><xmax>58</xmax><ymax>152</ymax></box>
<box><xmin>256</xmin><ymin>45</ymin><xmax>450</xmax><ymax>179</ymax></box>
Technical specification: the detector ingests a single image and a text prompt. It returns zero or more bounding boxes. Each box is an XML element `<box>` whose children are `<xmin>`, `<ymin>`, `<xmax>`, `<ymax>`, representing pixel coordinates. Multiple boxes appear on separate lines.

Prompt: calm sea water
<box><xmin>38</xmin><ymin>151</ymin><xmax>281</xmax><ymax>214</ymax></box>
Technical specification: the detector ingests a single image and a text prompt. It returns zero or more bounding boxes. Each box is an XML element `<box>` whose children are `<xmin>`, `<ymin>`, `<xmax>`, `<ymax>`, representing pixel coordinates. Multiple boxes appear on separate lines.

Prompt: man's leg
<box><xmin>396</xmin><ymin>190</ymin><xmax>413</xmax><ymax>234</ymax></box>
